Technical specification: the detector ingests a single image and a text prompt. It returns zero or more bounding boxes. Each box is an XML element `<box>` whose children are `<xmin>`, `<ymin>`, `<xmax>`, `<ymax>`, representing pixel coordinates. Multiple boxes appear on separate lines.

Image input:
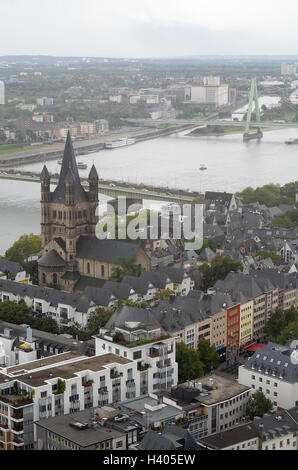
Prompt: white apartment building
<box><xmin>0</xmin><ymin>343</ymin><xmax>176</xmax><ymax>449</ymax></box>
<box><xmin>238</xmin><ymin>342</ymin><xmax>298</xmax><ymax>410</ymax></box>
<box><xmin>95</xmin><ymin>322</ymin><xmax>178</xmax><ymax>394</ymax></box>
<box><xmin>191</xmin><ymin>85</ymin><xmax>229</xmax><ymax>106</ymax></box>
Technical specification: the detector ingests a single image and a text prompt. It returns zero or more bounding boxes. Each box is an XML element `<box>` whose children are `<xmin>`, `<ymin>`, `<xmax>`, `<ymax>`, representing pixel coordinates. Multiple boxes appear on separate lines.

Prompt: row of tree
<box><xmin>236</xmin><ymin>182</ymin><xmax>298</xmax><ymax>207</ymax></box>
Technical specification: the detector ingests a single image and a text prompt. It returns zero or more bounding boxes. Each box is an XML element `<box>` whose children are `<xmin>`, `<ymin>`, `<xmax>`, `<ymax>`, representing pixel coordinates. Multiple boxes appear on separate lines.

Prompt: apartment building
<box><xmin>35</xmin><ymin>409</ymin><xmax>128</xmax><ymax>450</ymax></box>
<box><xmin>239</xmin><ymin>299</ymin><xmax>254</xmax><ymax>347</ymax></box>
<box><xmin>168</xmin><ymin>374</ymin><xmax>251</xmax><ymax>436</ymax></box>
<box><xmin>238</xmin><ymin>342</ymin><xmax>298</xmax><ymax>410</ymax></box>
<box><xmin>95</xmin><ymin>321</ymin><xmax>178</xmax><ymax>394</ymax></box>
<box><xmin>254</xmin><ymin>407</ymin><xmax>298</xmax><ymax>451</ymax></box>
<box><xmin>0</xmin><ymin>349</ymin><xmax>160</xmax><ymax>450</ymax></box>
<box><xmin>0</xmin><ymin>266</ymin><xmax>192</xmax><ymax>330</ymax></box>
<box><xmin>198</xmin><ymin>422</ymin><xmax>259</xmax><ymax>450</ymax></box>
<box><xmin>0</xmin><ymin>321</ymin><xmax>95</xmax><ymax>368</ymax></box>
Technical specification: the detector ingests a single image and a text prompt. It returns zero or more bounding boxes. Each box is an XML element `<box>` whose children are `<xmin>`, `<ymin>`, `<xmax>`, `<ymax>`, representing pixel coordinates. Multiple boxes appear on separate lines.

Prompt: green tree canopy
<box><xmin>196</xmin><ymin>238</ymin><xmax>216</xmax><ymax>255</ymax></box>
<box><xmin>276</xmin><ymin>321</ymin><xmax>298</xmax><ymax>346</ymax></box>
<box><xmin>246</xmin><ymin>391</ymin><xmax>273</xmax><ymax>420</ymax></box>
<box><xmin>197</xmin><ymin>338</ymin><xmax>219</xmax><ymax>374</ymax></box>
<box><xmin>5</xmin><ymin>233</ymin><xmax>41</xmax><ymax>265</ymax></box>
<box><xmin>110</xmin><ymin>256</ymin><xmax>142</xmax><ymax>282</ymax></box>
<box><xmin>176</xmin><ymin>342</ymin><xmax>204</xmax><ymax>383</ymax></box>
<box><xmin>199</xmin><ymin>255</ymin><xmax>243</xmax><ymax>291</ymax></box>
<box><xmin>236</xmin><ymin>182</ymin><xmax>298</xmax><ymax>207</ymax></box>
<box><xmin>0</xmin><ymin>301</ymin><xmax>59</xmax><ymax>334</ymax></box>
<box><xmin>264</xmin><ymin>307</ymin><xmax>298</xmax><ymax>344</ymax></box>
<box><xmin>271</xmin><ymin>209</ymin><xmax>298</xmax><ymax>229</ymax></box>
<box><xmin>86</xmin><ymin>307</ymin><xmax>115</xmax><ymax>335</ymax></box>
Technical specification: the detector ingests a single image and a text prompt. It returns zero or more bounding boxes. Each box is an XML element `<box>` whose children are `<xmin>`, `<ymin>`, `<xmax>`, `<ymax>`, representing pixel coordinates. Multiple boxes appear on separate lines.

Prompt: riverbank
<box><xmin>187</xmin><ymin>125</ymin><xmax>242</xmax><ymax>137</ymax></box>
<box><xmin>0</xmin><ymin>124</ymin><xmax>196</xmax><ymax>168</ymax></box>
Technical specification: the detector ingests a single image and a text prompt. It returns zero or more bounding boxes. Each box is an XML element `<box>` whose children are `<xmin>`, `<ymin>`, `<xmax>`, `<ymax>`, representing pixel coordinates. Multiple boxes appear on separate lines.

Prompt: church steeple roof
<box><xmin>40</xmin><ymin>165</ymin><xmax>50</xmax><ymax>180</ymax></box>
<box><xmin>88</xmin><ymin>164</ymin><xmax>99</xmax><ymax>180</ymax></box>
<box><xmin>52</xmin><ymin>131</ymin><xmax>88</xmax><ymax>203</ymax></box>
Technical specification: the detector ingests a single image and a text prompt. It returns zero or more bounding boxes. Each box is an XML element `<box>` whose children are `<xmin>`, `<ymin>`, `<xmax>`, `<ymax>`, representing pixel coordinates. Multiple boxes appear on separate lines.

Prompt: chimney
<box><xmin>257</xmin><ymin>424</ymin><xmax>264</xmax><ymax>450</ymax></box>
<box><xmin>26</xmin><ymin>326</ymin><xmax>33</xmax><ymax>343</ymax></box>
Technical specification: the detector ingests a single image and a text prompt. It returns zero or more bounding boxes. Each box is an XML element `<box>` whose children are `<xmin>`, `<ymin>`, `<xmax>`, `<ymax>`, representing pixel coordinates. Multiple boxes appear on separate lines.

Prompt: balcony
<box><xmin>0</xmin><ymin>422</ymin><xmax>9</xmax><ymax>430</ymax></box>
<box><xmin>110</xmin><ymin>370</ymin><xmax>122</xmax><ymax>380</ymax></box>
<box><xmin>11</xmin><ymin>437</ymin><xmax>24</xmax><ymax>447</ymax></box>
<box><xmin>11</xmin><ymin>426</ymin><xmax>24</xmax><ymax>434</ymax></box>
<box><xmin>0</xmin><ymin>394</ymin><xmax>33</xmax><ymax>409</ymax></box>
<box><xmin>82</xmin><ymin>379</ymin><xmax>94</xmax><ymax>388</ymax></box>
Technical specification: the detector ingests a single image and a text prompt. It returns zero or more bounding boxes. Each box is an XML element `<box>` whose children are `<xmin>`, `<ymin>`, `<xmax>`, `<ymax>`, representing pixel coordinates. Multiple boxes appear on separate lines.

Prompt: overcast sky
<box><xmin>1</xmin><ymin>0</ymin><xmax>298</xmax><ymax>58</ymax></box>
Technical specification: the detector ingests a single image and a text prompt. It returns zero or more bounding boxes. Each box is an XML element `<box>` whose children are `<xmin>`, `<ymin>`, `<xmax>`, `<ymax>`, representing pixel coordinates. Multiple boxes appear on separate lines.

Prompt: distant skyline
<box><xmin>2</xmin><ymin>0</ymin><xmax>298</xmax><ymax>58</ymax></box>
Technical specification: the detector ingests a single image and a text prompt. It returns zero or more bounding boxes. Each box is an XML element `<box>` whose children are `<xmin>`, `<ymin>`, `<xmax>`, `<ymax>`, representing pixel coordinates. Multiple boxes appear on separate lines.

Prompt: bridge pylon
<box><xmin>243</xmin><ymin>77</ymin><xmax>263</xmax><ymax>142</ymax></box>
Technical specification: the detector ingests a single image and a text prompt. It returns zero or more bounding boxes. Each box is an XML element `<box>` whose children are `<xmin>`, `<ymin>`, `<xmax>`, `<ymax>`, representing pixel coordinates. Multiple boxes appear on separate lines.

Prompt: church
<box><xmin>38</xmin><ymin>132</ymin><xmax>150</xmax><ymax>293</ymax></box>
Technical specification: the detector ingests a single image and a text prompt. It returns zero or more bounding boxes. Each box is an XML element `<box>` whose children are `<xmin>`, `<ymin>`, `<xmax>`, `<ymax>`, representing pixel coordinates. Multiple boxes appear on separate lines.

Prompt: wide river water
<box><xmin>0</xmin><ymin>97</ymin><xmax>297</xmax><ymax>254</ymax></box>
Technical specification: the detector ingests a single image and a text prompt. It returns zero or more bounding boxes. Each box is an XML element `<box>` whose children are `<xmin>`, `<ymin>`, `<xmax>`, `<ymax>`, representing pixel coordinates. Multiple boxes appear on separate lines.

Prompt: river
<box><xmin>0</xmin><ymin>96</ymin><xmax>297</xmax><ymax>254</ymax></box>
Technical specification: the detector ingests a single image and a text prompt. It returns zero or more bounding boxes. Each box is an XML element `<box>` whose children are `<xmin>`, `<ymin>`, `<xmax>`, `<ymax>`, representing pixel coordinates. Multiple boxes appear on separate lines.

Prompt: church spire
<box><xmin>51</xmin><ymin>131</ymin><xmax>88</xmax><ymax>203</ymax></box>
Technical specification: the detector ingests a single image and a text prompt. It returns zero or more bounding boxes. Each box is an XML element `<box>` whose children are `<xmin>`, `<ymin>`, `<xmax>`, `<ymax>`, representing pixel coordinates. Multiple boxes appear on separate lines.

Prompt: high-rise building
<box><xmin>281</xmin><ymin>63</ymin><xmax>296</xmax><ymax>76</ymax></box>
<box><xmin>0</xmin><ymin>81</ymin><xmax>5</xmax><ymax>105</ymax></box>
<box><xmin>203</xmin><ymin>76</ymin><xmax>221</xmax><ymax>86</ymax></box>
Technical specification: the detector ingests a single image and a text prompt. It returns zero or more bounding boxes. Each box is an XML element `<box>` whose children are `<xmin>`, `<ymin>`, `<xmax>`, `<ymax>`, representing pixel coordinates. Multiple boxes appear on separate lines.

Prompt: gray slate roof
<box><xmin>76</xmin><ymin>236</ymin><xmax>141</xmax><ymax>263</ymax></box>
<box><xmin>242</xmin><ymin>342</ymin><xmax>298</xmax><ymax>383</ymax></box>
<box><xmin>51</xmin><ymin>131</ymin><xmax>88</xmax><ymax>204</ymax></box>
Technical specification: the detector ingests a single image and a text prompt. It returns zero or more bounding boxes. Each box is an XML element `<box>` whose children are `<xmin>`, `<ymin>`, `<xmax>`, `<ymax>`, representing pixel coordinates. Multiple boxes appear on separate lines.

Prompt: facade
<box><xmin>191</xmin><ymin>85</ymin><xmax>229</xmax><ymax>106</ymax></box>
<box><xmin>0</xmin><ymin>349</ymin><xmax>168</xmax><ymax>450</ymax></box>
<box><xmin>169</xmin><ymin>374</ymin><xmax>251</xmax><ymax>436</ymax></box>
<box><xmin>238</xmin><ymin>342</ymin><xmax>298</xmax><ymax>410</ymax></box>
<box><xmin>95</xmin><ymin>322</ymin><xmax>178</xmax><ymax>394</ymax></box>
<box><xmin>35</xmin><ymin>410</ymin><xmax>127</xmax><ymax>450</ymax></box>
<box><xmin>38</xmin><ymin>132</ymin><xmax>150</xmax><ymax>293</ymax></box>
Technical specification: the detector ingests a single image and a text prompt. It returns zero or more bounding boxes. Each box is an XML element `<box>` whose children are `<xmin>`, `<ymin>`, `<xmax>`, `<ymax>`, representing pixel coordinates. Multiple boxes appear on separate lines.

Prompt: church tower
<box><xmin>38</xmin><ymin>132</ymin><xmax>99</xmax><ymax>291</ymax></box>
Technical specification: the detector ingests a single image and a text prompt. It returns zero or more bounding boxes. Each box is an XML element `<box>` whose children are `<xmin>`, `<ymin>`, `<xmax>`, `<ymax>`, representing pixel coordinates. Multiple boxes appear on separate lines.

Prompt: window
<box><xmin>133</xmin><ymin>350</ymin><xmax>142</xmax><ymax>360</ymax></box>
<box><xmin>116</xmin><ymin>441</ymin><xmax>123</xmax><ymax>448</ymax></box>
<box><xmin>87</xmin><ymin>263</ymin><xmax>90</xmax><ymax>274</ymax></box>
<box><xmin>101</xmin><ymin>265</ymin><xmax>105</xmax><ymax>276</ymax></box>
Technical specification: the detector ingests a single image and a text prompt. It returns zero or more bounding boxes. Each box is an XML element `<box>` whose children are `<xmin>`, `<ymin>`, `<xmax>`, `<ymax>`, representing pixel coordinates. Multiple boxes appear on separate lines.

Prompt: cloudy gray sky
<box><xmin>1</xmin><ymin>0</ymin><xmax>298</xmax><ymax>57</ymax></box>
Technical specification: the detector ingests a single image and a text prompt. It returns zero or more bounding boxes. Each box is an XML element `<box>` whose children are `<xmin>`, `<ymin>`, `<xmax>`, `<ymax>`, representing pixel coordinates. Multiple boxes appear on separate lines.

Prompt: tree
<box><xmin>246</xmin><ymin>391</ymin><xmax>273</xmax><ymax>420</ymax></box>
<box><xmin>276</xmin><ymin>321</ymin><xmax>298</xmax><ymax>345</ymax></box>
<box><xmin>264</xmin><ymin>307</ymin><xmax>298</xmax><ymax>344</ymax></box>
<box><xmin>66</xmin><ymin>322</ymin><xmax>92</xmax><ymax>341</ymax></box>
<box><xmin>32</xmin><ymin>316</ymin><xmax>59</xmax><ymax>334</ymax></box>
<box><xmin>199</xmin><ymin>255</ymin><xmax>243</xmax><ymax>291</ymax></box>
<box><xmin>87</xmin><ymin>307</ymin><xmax>115</xmax><ymax>335</ymax></box>
<box><xmin>196</xmin><ymin>238</ymin><xmax>216</xmax><ymax>256</ymax></box>
<box><xmin>154</xmin><ymin>289</ymin><xmax>175</xmax><ymax>301</ymax></box>
<box><xmin>176</xmin><ymin>342</ymin><xmax>204</xmax><ymax>383</ymax></box>
<box><xmin>264</xmin><ymin>309</ymin><xmax>287</xmax><ymax>342</ymax></box>
<box><xmin>0</xmin><ymin>130</ymin><xmax>6</xmax><ymax>143</ymax></box>
<box><xmin>197</xmin><ymin>338</ymin><xmax>219</xmax><ymax>374</ymax></box>
<box><xmin>110</xmin><ymin>256</ymin><xmax>142</xmax><ymax>282</ymax></box>
<box><xmin>5</xmin><ymin>234</ymin><xmax>41</xmax><ymax>265</ymax></box>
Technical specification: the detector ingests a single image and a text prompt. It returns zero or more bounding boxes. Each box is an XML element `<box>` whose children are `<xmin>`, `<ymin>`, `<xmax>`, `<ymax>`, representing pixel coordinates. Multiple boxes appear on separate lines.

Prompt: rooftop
<box><xmin>173</xmin><ymin>374</ymin><xmax>251</xmax><ymax>406</ymax></box>
<box><xmin>16</xmin><ymin>354</ymin><xmax>132</xmax><ymax>387</ymax></box>
<box><xmin>199</xmin><ymin>422</ymin><xmax>259</xmax><ymax>449</ymax></box>
<box><xmin>36</xmin><ymin>409</ymin><xmax>123</xmax><ymax>448</ymax></box>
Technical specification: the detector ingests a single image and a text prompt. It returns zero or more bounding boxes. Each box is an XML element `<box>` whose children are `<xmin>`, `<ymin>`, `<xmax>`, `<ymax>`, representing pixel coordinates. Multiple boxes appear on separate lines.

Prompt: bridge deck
<box><xmin>0</xmin><ymin>173</ymin><xmax>196</xmax><ymax>203</ymax></box>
